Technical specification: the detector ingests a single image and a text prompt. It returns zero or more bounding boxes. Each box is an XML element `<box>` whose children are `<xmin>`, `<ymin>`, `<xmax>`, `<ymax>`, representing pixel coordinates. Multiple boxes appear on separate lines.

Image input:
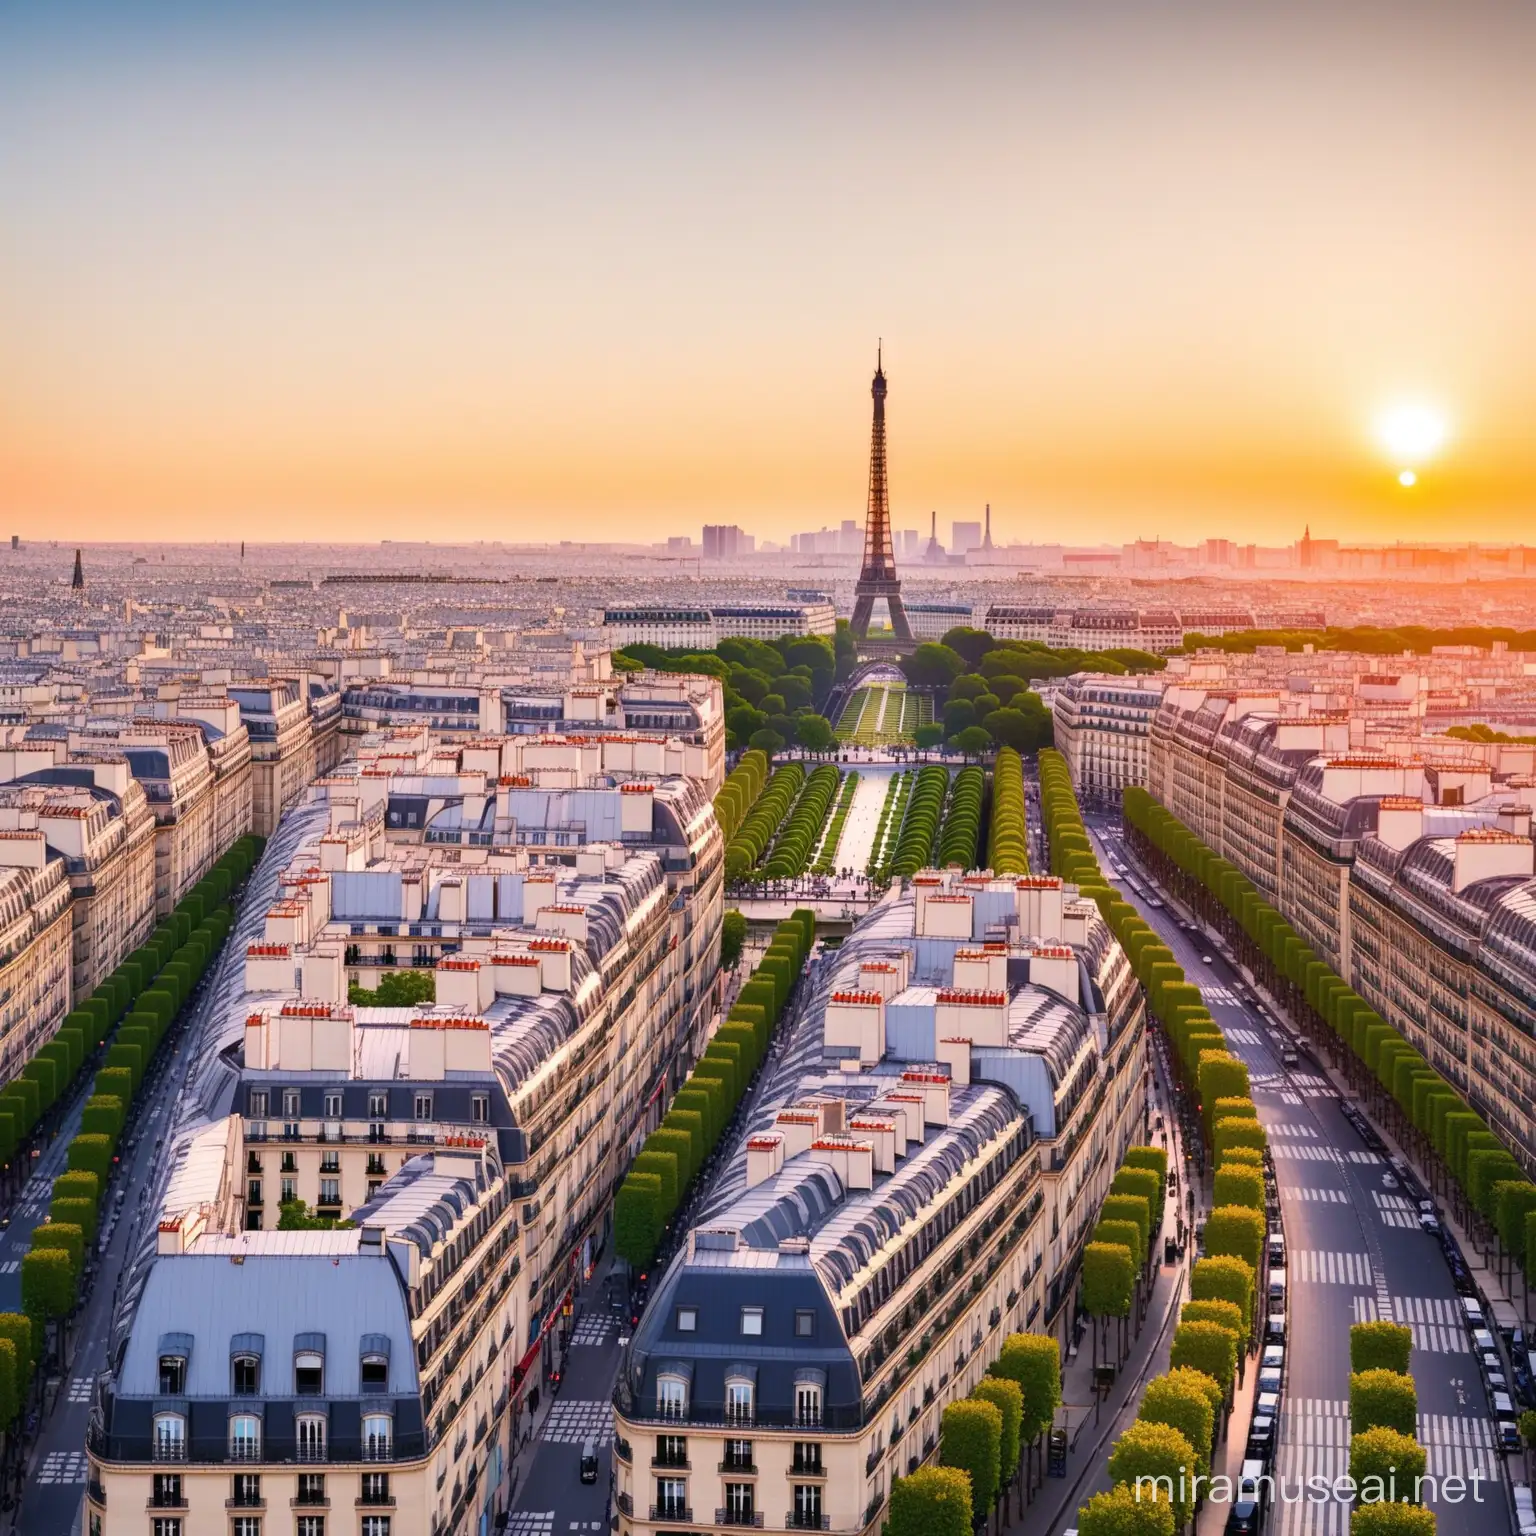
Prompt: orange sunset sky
<box><xmin>2</xmin><ymin>1</ymin><xmax>1534</xmax><ymax>547</ymax></box>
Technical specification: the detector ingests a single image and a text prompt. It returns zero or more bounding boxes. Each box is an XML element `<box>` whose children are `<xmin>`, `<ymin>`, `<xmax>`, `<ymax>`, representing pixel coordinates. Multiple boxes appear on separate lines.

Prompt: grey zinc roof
<box><xmin>117</xmin><ymin>1254</ymin><xmax>417</xmax><ymax>1399</ymax></box>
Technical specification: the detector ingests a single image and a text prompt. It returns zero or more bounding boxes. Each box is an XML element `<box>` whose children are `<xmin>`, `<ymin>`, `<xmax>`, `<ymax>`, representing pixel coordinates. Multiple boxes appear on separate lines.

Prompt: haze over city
<box><xmin>4</xmin><ymin>0</ymin><xmax>1535</xmax><ymax>546</ymax></box>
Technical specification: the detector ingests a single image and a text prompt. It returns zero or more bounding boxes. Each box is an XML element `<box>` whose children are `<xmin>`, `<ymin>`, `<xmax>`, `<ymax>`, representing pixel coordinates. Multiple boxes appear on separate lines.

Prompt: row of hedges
<box><xmin>22</xmin><ymin>835</ymin><xmax>262</xmax><ymax>1363</ymax></box>
<box><xmin>762</xmin><ymin>765</ymin><xmax>842</xmax><ymax>879</ymax></box>
<box><xmin>936</xmin><ymin>766</ymin><xmax>984</xmax><ymax>870</ymax></box>
<box><xmin>1083</xmin><ymin>1144</ymin><xmax>1170</xmax><ymax>1354</ymax></box>
<box><xmin>888</xmin><ymin>1334</ymin><xmax>1062</xmax><ymax>1536</ymax></box>
<box><xmin>725</xmin><ymin>763</ymin><xmax>805</xmax><ymax>880</ymax></box>
<box><xmin>614</xmin><ymin>909</ymin><xmax>817</xmax><ymax>1269</ymax></box>
<box><xmin>889</xmin><ymin>765</ymin><xmax>949</xmax><ymax>879</ymax></box>
<box><xmin>0</xmin><ymin>835</ymin><xmax>264</xmax><ymax>1171</ymax></box>
<box><xmin>811</xmin><ymin>771</ymin><xmax>859</xmax><ymax>875</ymax></box>
<box><xmin>1123</xmin><ymin>785</ymin><xmax>1536</xmax><ymax>1285</ymax></box>
<box><xmin>987</xmin><ymin>747</ymin><xmax>1029</xmax><ymax>875</ymax></box>
<box><xmin>867</xmin><ymin>770</ymin><xmax>912</xmax><ymax>880</ymax></box>
<box><xmin>713</xmin><ymin>749</ymin><xmax>768</xmax><ymax>843</ymax></box>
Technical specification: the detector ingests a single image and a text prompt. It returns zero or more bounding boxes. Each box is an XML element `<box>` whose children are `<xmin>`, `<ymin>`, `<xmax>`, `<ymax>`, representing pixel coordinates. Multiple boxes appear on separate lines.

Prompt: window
<box><xmin>281</xmin><ymin>1177</ymin><xmax>297</xmax><ymax>1204</ymax></box>
<box><xmin>323</xmin><ymin>1092</ymin><xmax>342</xmax><ymax>1119</ymax></box>
<box><xmin>471</xmin><ymin>1092</ymin><xmax>489</xmax><ymax>1123</ymax></box>
<box><xmin>248</xmin><ymin>1090</ymin><xmax>269</xmax><ymax>1118</ymax></box>
<box><xmin>795</xmin><ymin>1383</ymin><xmax>822</xmax><ymax>1427</ymax></box>
<box><xmin>739</xmin><ymin>1307</ymin><xmax>763</xmax><ymax>1337</ymax></box>
<box><xmin>361</xmin><ymin>1353</ymin><xmax>389</xmax><ymax>1391</ymax></box>
<box><xmin>293</xmin><ymin>1412</ymin><xmax>327</xmax><ymax>1461</ymax></box>
<box><xmin>296</xmin><ymin>1473</ymin><xmax>326</xmax><ymax>1505</ymax></box>
<box><xmin>793</xmin><ymin>1442</ymin><xmax>823</xmax><ymax>1474</ymax></box>
<box><xmin>152</xmin><ymin>1520</ymin><xmax>182</xmax><ymax>1536</ymax></box>
<box><xmin>320</xmin><ymin>1151</ymin><xmax>340</xmax><ymax>1173</ymax></box>
<box><xmin>656</xmin><ymin>1377</ymin><xmax>687</xmax><ymax>1420</ymax></box>
<box><xmin>230</xmin><ymin>1473</ymin><xmax>261</xmax><ymax>1507</ymax></box>
<box><xmin>360</xmin><ymin>1471</ymin><xmax>391</xmax><ymax>1504</ymax></box>
<box><xmin>247</xmin><ymin>1179</ymin><xmax>263</xmax><ymax>1207</ymax></box>
<box><xmin>295</xmin><ymin>1352</ymin><xmax>325</xmax><ymax>1395</ymax></box>
<box><xmin>362</xmin><ymin>1413</ymin><xmax>392</xmax><ymax>1460</ymax></box>
<box><xmin>319</xmin><ymin>1179</ymin><xmax>340</xmax><ymax>1206</ymax></box>
<box><xmin>655</xmin><ymin>1434</ymin><xmax>687</xmax><ymax>1467</ymax></box>
<box><xmin>297</xmin><ymin>1518</ymin><xmax>326</xmax><ymax>1536</ymax></box>
<box><xmin>232</xmin><ymin>1355</ymin><xmax>261</xmax><ymax>1395</ymax></box>
<box><xmin>655</xmin><ymin>1478</ymin><xmax>687</xmax><ymax>1520</ymax></box>
<box><xmin>725</xmin><ymin>1380</ymin><xmax>753</xmax><ymax>1425</ymax></box>
<box><xmin>361</xmin><ymin>1520</ymin><xmax>391</xmax><ymax>1536</ymax></box>
<box><xmin>232</xmin><ymin>1520</ymin><xmax>262</xmax><ymax>1536</ymax></box>
<box><xmin>152</xmin><ymin>1413</ymin><xmax>185</xmax><ymax>1461</ymax></box>
<box><xmin>282</xmin><ymin>1090</ymin><xmax>301</xmax><ymax>1118</ymax></box>
<box><xmin>158</xmin><ymin>1354</ymin><xmax>186</xmax><ymax>1395</ymax></box>
<box><xmin>368</xmin><ymin>1091</ymin><xmax>387</xmax><ymax>1119</ymax></box>
<box><xmin>724</xmin><ymin>1483</ymin><xmax>755</xmax><ymax>1523</ymax></box>
<box><xmin>794</xmin><ymin>1310</ymin><xmax>816</xmax><ymax>1339</ymax></box>
<box><xmin>675</xmin><ymin>1306</ymin><xmax>697</xmax><ymax>1333</ymax></box>
<box><xmin>722</xmin><ymin>1439</ymin><xmax>753</xmax><ymax>1472</ymax></box>
<box><xmin>792</xmin><ymin>1484</ymin><xmax>824</xmax><ymax>1527</ymax></box>
<box><xmin>229</xmin><ymin>1415</ymin><xmax>261</xmax><ymax>1461</ymax></box>
<box><xmin>414</xmin><ymin>1092</ymin><xmax>433</xmax><ymax>1122</ymax></box>
<box><xmin>151</xmin><ymin>1472</ymin><xmax>183</xmax><ymax>1507</ymax></box>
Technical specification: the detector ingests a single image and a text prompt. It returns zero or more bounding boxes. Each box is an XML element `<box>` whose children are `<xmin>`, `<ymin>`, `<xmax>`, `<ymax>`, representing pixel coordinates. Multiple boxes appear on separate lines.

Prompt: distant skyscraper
<box><xmin>71</xmin><ymin>548</ymin><xmax>84</xmax><ymax>590</ymax></box>
<box><xmin>849</xmin><ymin>347</ymin><xmax>913</xmax><ymax>645</ymax></box>
<box><xmin>951</xmin><ymin>521</ymin><xmax>982</xmax><ymax>555</ymax></box>
<box><xmin>983</xmin><ymin>503</ymin><xmax>993</xmax><ymax>551</ymax></box>
<box><xmin>702</xmin><ymin>524</ymin><xmax>748</xmax><ymax>559</ymax></box>
<box><xmin>925</xmin><ymin>510</ymin><xmax>943</xmax><ymax>562</ymax></box>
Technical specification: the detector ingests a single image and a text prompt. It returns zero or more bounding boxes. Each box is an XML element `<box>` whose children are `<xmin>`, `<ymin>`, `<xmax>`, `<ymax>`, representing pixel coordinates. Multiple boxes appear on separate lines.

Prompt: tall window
<box><xmin>792</xmin><ymin>1484</ymin><xmax>824</xmax><ymax>1527</ymax></box>
<box><xmin>282</xmin><ymin>1090</ymin><xmax>301</xmax><ymax>1118</ymax></box>
<box><xmin>471</xmin><ymin>1093</ymin><xmax>489</xmax><ymax>1123</ymax></box>
<box><xmin>296</xmin><ymin>1518</ymin><xmax>326</xmax><ymax>1536</ymax></box>
<box><xmin>360</xmin><ymin>1472</ymin><xmax>390</xmax><ymax>1505</ymax></box>
<box><xmin>414</xmin><ymin>1092</ymin><xmax>433</xmax><ymax>1122</ymax></box>
<box><xmin>361</xmin><ymin>1520</ymin><xmax>391</xmax><ymax>1536</ymax></box>
<box><xmin>793</xmin><ymin>1442</ymin><xmax>822</xmax><ymax>1474</ymax></box>
<box><xmin>725</xmin><ymin>1380</ymin><xmax>753</xmax><ymax>1425</ymax></box>
<box><xmin>248</xmin><ymin>1090</ymin><xmax>268</xmax><ymax>1118</ymax></box>
<box><xmin>722</xmin><ymin>1438</ymin><xmax>753</xmax><ymax>1471</ymax></box>
<box><xmin>297</xmin><ymin>1415</ymin><xmax>326</xmax><ymax>1461</ymax></box>
<box><xmin>296</xmin><ymin>1473</ymin><xmax>326</xmax><ymax>1506</ymax></box>
<box><xmin>319</xmin><ymin>1179</ymin><xmax>340</xmax><ymax>1206</ymax></box>
<box><xmin>654</xmin><ymin>1478</ymin><xmax>687</xmax><ymax>1520</ymax></box>
<box><xmin>368</xmin><ymin>1091</ymin><xmax>387</xmax><ymax>1119</ymax></box>
<box><xmin>152</xmin><ymin>1414</ymin><xmax>185</xmax><ymax>1461</ymax></box>
<box><xmin>724</xmin><ymin>1483</ymin><xmax>755</xmax><ymax>1523</ymax></box>
<box><xmin>295</xmin><ymin>1351</ymin><xmax>324</xmax><ymax>1395</ymax></box>
<box><xmin>656</xmin><ymin>1434</ymin><xmax>687</xmax><ymax>1467</ymax></box>
<box><xmin>151</xmin><ymin>1473</ymin><xmax>183</xmax><ymax>1507</ymax></box>
<box><xmin>656</xmin><ymin>1378</ymin><xmax>687</xmax><ymax>1420</ymax></box>
<box><xmin>158</xmin><ymin>1355</ymin><xmax>186</xmax><ymax>1395</ymax></box>
<box><xmin>232</xmin><ymin>1519</ymin><xmax>261</xmax><ymax>1536</ymax></box>
<box><xmin>794</xmin><ymin>1383</ymin><xmax>822</xmax><ymax>1427</ymax></box>
<box><xmin>229</xmin><ymin>1414</ymin><xmax>261</xmax><ymax>1462</ymax></box>
<box><xmin>323</xmin><ymin>1092</ymin><xmax>342</xmax><ymax>1119</ymax></box>
<box><xmin>362</xmin><ymin>1413</ymin><xmax>392</xmax><ymax>1460</ymax></box>
<box><xmin>152</xmin><ymin>1521</ymin><xmax>182</xmax><ymax>1536</ymax></box>
<box><xmin>361</xmin><ymin>1353</ymin><xmax>389</xmax><ymax>1391</ymax></box>
<box><xmin>232</xmin><ymin>1355</ymin><xmax>260</xmax><ymax>1395</ymax></box>
<box><xmin>230</xmin><ymin>1473</ymin><xmax>261</xmax><ymax>1507</ymax></box>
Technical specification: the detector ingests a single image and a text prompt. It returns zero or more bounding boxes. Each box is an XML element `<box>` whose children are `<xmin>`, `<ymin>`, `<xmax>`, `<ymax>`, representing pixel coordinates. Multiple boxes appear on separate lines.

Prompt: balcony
<box><xmin>147</xmin><ymin>1493</ymin><xmax>188</xmax><ymax>1511</ymax></box>
<box><xmin>652</xmin><ymin>1456</ymin><xmax>691</xmax><ymax>1472</ymax></box>
<box><xmin>614</xmin><ymin>1439</ymin><xmax>632</xmax><ymax>1465</ymax></box>
<box><xmin>226</xmin><ymin>1497</ymin><xmax>266</xmax><ymax>1511</ymax></box>
<box><xmin>151</xmin><ymin>1441</ymin><xmax>187</xmax><ymax>1463</ymax></box>
<box><xmin>357</xmin><ymin>1493</ymin><xmax>397</xmax><ymax>1509</ymax></box>
<box><xmin>789</xmin><ymin>1459</ymin><xmax>825</xmax><ymax>1480</ymax></box>
<box><xmin>228</xmin><ymin>1442</ymin><xmax>263</xmax><ymax>1463</ymax></box>
<box><xmin>649</xmin><ymin>1506</ymin><xmax>693</xmax><ymax>1525</ymax></box>
<box><xmin>719</xmin><ymin>1460</ymin><xmax>757</xmax><ymax>1476</ymax></box>
<box><xmin>716</xmin><ymin>1510</ymin><xmax>763</xmax><ymax>1528</ymax></box>
<box><xmin>785</xmin><ymin>1515</ymin><xmax>830</xmax><ymax>1532</ymax></box>
<box><xmin>87</xmin><ymin>1481</ymin><xmax>107</xmax><ymax>1508</ymax></box>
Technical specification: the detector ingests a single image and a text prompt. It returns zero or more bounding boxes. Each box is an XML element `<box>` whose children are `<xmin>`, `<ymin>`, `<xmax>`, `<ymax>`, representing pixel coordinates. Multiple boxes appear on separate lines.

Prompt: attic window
<box><xmin>158</xmin><ymin>1354</ymin><xmax>186</xmax><ymax>1395</ymax></box>
<box><xmin>361</xmin><ymin>1354</ymin><xmax>388</xmax><ymax>1390</ymax></box>
<box><xmin>294</xmin><ymin>1350</ymin><xmax>324</xmax><ymax>1396</ymax></box>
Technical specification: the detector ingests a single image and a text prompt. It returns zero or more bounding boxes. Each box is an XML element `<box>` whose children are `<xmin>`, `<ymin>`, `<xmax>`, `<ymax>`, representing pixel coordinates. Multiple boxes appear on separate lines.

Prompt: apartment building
<box><xmin>1051</xmin><ymin>674</ymin><xmax>1166</xmax><ymax>801</ymax></box>
<box><xmin>602</xmin><ymin>603</ymin><xmax>836</xmax><ymax>650</ymax></box>
<box><xmin>983</xmin><ymin>605</ymin><xmax>1184</xmax><ymax>654</ymax></box>
<box><xmin>613</xmin><ymin>868</ymin><xmax>1147</xmax><ymax>1536</ymax></box>
<box><xmin>904</xmin><ymin>601</ymin><xmax>973</xmax><ymax>640</ymax></box>
<box><xmin>230</xmin><ymin>680</ymin><xmax>319</xmax><ymax>836</ymax></box>
<box><xmin>0</xmin><ymin>767</ymin><xmax>156</xmax><ymax>998</ymax></box>
<box><xmin>0</xmin><ymin>831</ymin><xmax>72</xmax><ymax>1087</ymax></box>
<box><xmin>85</xmin><ymin>713</ymin><xmax>732</xmax><ymax>1533</ymax></box>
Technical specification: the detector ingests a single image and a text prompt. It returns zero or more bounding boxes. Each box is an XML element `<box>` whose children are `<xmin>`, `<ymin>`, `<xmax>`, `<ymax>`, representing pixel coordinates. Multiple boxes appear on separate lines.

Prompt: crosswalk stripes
<box><xmin>1353</xmin><ymin>1294</ymin><xmax>1379</xmax><ymax>1323</ymax></box>
<box><xmin>67</xmin><ymin>1376</ymin><xmax>93</xmax><ymax>1403</ymax></box>
<box><xmin>39</xmin><ymin>1450</ymin><xmax>86</xmax><ymax>1485</ymax></box>
<box><xmin>1202</xmin><ymin>984</ymin><xmax>1243</xmax><ymax>1007</ymax></box>
<box><xmin>1290</xmin><ymin>1249</ymin><xmax>1374</xmax><ymax>1286</ymax></box>
<box><xmin>505</xmin><ymin>1515</ymin><xmax>555</xmax><ymax>1536</ymax></box>
<box><xmin>1391</xmin><ymin>1296</ymin><xmax>1470</xmax><ymax>1354</ymax></box>
<box><xmin>1269</xmin><ymin>1123</ymin><xmax>1320</xmax><ymax>1138</ymax></box>
<box><xmin>1418</xmin><ymin>1412</ymin><xmax>1498</xmax><ymax>1483</ymax></box>
<box><xmin>540</xmin><ymin>1400</ymin><xmax>613</xmax><ymax>1445</ymax></box>
<box><xmin>1346</xmin><ymin>1149</ymin><xmax>1383</xmax><ymax>1164</ymax></box>
<box><xmin>569</xmin><ymin>1316</ymin><xmax>614</xmax><ymax>1347</ymax></box>
<box><xmin>1285</xmin><ymin>1187</ymin><xmax>1350</xmax><ymax>1203</ymax></box>
<box><xmin>1225</xmin><ymin>1027</ymin><xmax>1264</xmax><ymax>1046</ymax></box>
<box><xmin>1270</xmin><ymin>1143</ymin><xmax>1344</xmax><ymax>1162</ymax></box>
<box><xmin>1275</xmin><ymin>1399</ymin><xmax>1351</xmax><ymax>1536</ymax></box>
<box><xmin>1372</xmin><ymin>1192</ymin><xmax>1419</xmax><ymax>1229</ymax></box>
<box><xmin>0</xmin><ymin>1260</ymin><xmax>17</xmax><ymax>1275</ymax></box>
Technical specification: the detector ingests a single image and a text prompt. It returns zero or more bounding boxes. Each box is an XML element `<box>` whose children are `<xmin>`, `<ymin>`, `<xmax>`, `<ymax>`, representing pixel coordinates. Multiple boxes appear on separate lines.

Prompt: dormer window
<box><xmin>282</xmin><ymin>1090</ymin><xmax>301</xmax><ymax>1119</ymax></box>
<box><xmin>725</xmin><ymin>1378</ymin><xmax>754</xmax><ymax>1426</ymax></box>
<box><xmin>158</xmin><ymin>1354</ymin><xmax>186</xmax><ymax>1395</ymax></box>
<box><xmin>294</xmin><ymin>1339</ymin><xmax>325</xmax><ymax>1396</ymax></box>
<box><xmin>656</xmin><ymin>1375</ymin><xmax>688</xmax><ymax>1421</ymax></box>
<box><xmin>359</xmin><ymin>1333</ymin><xmax>392</xmax><ymax>1391</ymax></box>
<box><xmin>233</xmin><ymin>1355</ymin><xmax>260</xmax><ymax>1394</ymax></box>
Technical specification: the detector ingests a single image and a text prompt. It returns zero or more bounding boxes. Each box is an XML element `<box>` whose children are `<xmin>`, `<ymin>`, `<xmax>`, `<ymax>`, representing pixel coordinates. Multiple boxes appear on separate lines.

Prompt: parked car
<box><xmin>1262</xmin><ymin>1344</ymin><xmax>1284</xmax><ymax>1372</ymax></box>
<box><xmin>1246</xmin><ymin>1412</ymin><xmax>1276</xmax><ymax>1462</ymax></box>
<box><xmin>1382</xmin><ymin>1173</ymin><xmax>1399</xmax><ymax>1190</ymax></box>
<box><xmin>1464</xmin><ymin>1297</ymin><xmax>1487</xmax><ymax>1328</ymax></box>
<box><xmin>1258</xmin><ymin>1365</ymin><xmax>1283</xmax><ymax>1394</ymax></box>
<box><xmin>1202</xmin><ymin>955</ymin><xmax>1214</xmax><ymax>966</ymax></box>
<box><xmin>1266</xmin><ymin>1312</ymin><xmax>1287</xmax><ymax>1344</ymax></box>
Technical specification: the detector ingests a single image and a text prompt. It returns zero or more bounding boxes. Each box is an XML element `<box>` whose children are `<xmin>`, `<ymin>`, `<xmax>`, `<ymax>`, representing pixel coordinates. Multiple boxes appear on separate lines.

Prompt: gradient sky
<box><xmin>3</xmin><ymin>1</ymin><xmax>1534</xmax><ymax>547</ymax></box>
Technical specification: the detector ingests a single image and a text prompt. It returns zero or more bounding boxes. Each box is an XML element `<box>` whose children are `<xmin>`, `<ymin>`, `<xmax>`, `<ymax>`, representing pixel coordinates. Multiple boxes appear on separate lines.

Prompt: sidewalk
<box><xmin>1017</xmin><ymin>1049</ymin><xmax>1205</xmax><ymax>1536</ymax></box>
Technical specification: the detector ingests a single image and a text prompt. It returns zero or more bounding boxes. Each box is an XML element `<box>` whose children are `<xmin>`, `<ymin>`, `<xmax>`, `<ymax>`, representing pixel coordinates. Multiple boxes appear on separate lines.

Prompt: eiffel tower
<box><xmin>849</xmin><ymin>346</ymin><xmax>914</xmax><ymax>647</ymax></box>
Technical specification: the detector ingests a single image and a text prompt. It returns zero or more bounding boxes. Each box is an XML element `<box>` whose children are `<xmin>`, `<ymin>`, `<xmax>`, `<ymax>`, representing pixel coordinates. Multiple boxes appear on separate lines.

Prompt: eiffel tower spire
<box><xmin>849</xmin><ymin>347</ymin><xmax>913</xmax><ymax>646</ymax></box>
<box><xmin>71</xmin><ymin>548</ymin><xmax>84</xmax><ymax>591</ymax></box>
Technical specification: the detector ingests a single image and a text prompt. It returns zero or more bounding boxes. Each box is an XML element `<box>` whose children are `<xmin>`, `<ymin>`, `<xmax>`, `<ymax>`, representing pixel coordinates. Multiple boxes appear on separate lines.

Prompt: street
<box><xmin>1088</xmin><ymin>812</ymin><xmax>1511</xmax><ymax>1536</ymax></box>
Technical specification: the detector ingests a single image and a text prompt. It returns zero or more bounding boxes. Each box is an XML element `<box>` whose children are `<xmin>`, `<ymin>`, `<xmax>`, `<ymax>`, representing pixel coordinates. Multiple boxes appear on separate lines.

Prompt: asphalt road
<box><xmin>1088</xmin><ymin>813</ymin><xmax>1511</xmax><ymax>1536</ymax></box>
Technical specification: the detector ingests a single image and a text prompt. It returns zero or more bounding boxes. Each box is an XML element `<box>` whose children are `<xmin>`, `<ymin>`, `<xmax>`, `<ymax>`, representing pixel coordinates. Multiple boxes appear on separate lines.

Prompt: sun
<box><xmin>1375</xmin><ymin>403</ymin><xmax>1449</xmax><ymax>465</ymax></box>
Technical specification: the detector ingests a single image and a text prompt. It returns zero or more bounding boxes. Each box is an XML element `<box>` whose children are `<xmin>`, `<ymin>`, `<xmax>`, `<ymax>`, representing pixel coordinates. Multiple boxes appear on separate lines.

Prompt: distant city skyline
<box><xmin>4</xmin><ymin>1</ymin><xmax>1534</xmax><ymax>545</ymax></box>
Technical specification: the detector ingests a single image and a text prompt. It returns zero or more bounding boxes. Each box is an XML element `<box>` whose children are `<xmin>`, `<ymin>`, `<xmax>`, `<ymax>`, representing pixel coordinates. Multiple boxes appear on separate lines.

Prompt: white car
<box><xmin>1382</xmin><ymin>1173</ymin><xmax>1399</xmax><ymax>1190</ymax></box>
<box><xmin>1202</xmin><ymin>955</ymin><xmax>1214</xmax><ymax>966</ymax></box>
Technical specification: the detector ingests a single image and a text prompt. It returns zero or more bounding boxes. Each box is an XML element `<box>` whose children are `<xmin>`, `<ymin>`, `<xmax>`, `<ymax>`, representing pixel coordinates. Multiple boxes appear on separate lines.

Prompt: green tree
<box><xmin>21</xmin><ymin>1248</ymin><xmax>74</xmax><ymax>1334</ymax></box>
<box><xmin>1077</xmin><ymin>1482</ymin><xmax>1176</xmax><ymax>1536</ymax></box>
<box><xmin>29</xmin><ymin>1222</ymin><xmax>83</xmax><ymax>1279</ymax></box>
<box><xmin>720</xmin><ymin>909</ymin><xmax>748</xmax><ymax>970</ymax></box>
<box><xmin>1212</xmin><ymin>1165</ymin><xmax>1265</xmax><ymax>1213</ymax></box>
<box><xmin>1349</xmin><ymin>1501</ymin><xmax>1437</xmax><ymax>1536</ymax></box>
<box><xmin>276</xmin><ymin>1200</ymin><xmax>353</xmax><ymax>1231</ymax></box>
<box><xmin>1139</xmin><ymin>1370</ymin><xmax>1216</xmax><ymax>1477</ymax></box>
<box><xmin>1350</xmin><ymin>1369</ymin><xmax>1418</xmax><ymax>1437</ymax></box>
<box><xmin>1350</xmin><ymin>1321</ymin><xmax>1412</xmax><ymax>1376</ymax></box>
<box><xmin>1179</xmin><ymin>1299</ymin><xmax>1245</xmax><ymax>1338</ymax></box>
<box><xmin>795</xmin><ymin>714</ymin><xmax>836</xmax><ymax>754</ymax></box>
<box><xmin>888</xmin><ymin>1466</ymin><xmax>973</xmax><ymax>1536</ymax></box>
<box><xmin>66</xmin><ymin>1134</ymin><xmax>113</xmax><ymax>1182</ymax></box>
<box><xmin>990</xmin><ymin>1332</ymin><xmax>1061</xmax><ymax>1493</ymax></box>
<box><xmin>1170</xmin><ymin>1319</ymin><xmax>1237</xmax><ymax>1397</ymax></box>
<box><xmin>914</xmin><ymin>722</ymin><xmax>946</xmax><ymax>751</ymax></box>
<box><xmin>902</xmin><ymin>643</ymin><xmax>966</xmax><ymax>688</ymax></box>
<box><xmin>0</xmin><ymin>1337</ymin><xmax>16</xmax><ymax>1432</ymax></box>
<box><xmin>1203</xmin><ymin>1206</ymin><xmax>1267</xmax><ymax>1278</ymax></box>
<box><xmin>1107</xmin><ymin>1419</ymin><xmax>1198</xmax><ymax>1529</ymax></box>
<box><xmin>1350</xmin><ymin>1426</ymin><xmax>1427</xmax><ymax>1502</ymax></box>
<box><xmin>613</xmin><ymin>1173</ymin><xmax>663</xmax><ymax>1268</ymax></box>
<box><xmin>970</xmin><ymin>1377</ymin><xmax>1023</xmax><ymax>1503</ymax></box>
<box><xmin>1083</xmin><ymin>1241</ymin><xmax>1135</xmax><ymax>1365</ymax></box>
<box><xmin>0</xmin><ymin>1314</ymin><xmax>31</xmax><ymax>1387</ymax></box>
<box><xmin>951</xmin><ymin>725</ymin><xmax>994</xmax><ymax>759</ymax></box>
<box><xmin>1213</xmin><ymin>1117</ymin><xmax>1267</xmax><ymax>1159</ymax></box>
<box><xmin>940</xmin><ymin>1398</ymin><xmax>1002</xmax><ymax>1524</ymax></box>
